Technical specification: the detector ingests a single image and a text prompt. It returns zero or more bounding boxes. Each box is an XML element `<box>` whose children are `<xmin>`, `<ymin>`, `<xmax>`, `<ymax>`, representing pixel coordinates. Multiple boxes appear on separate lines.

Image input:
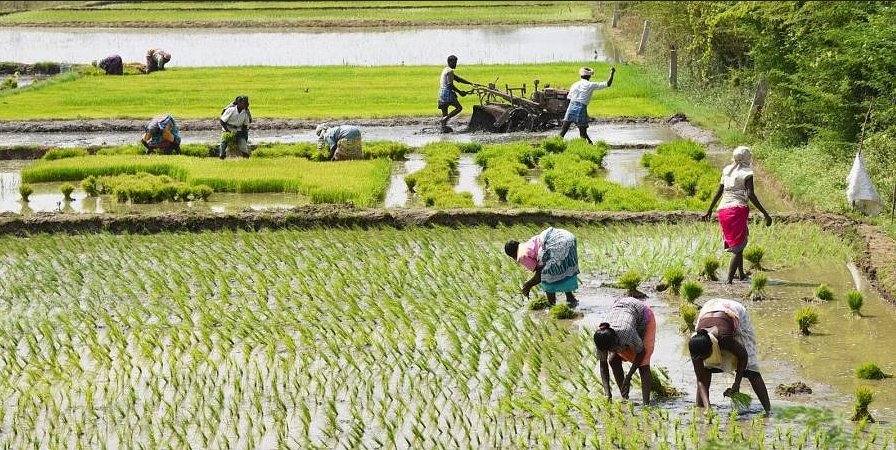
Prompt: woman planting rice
<box><xmin>703</xmin><ymin>146</ymin><xmax>773</xmax><ymax>283</ymax></box>
<box><xmin>504</xmin><ymin>227</ymin><xmax>579</xmax><ymax>307</ymax></box>
<box><xmin>592</xmin><ymin>298</ymin><xmax>656</xmax><ymax>404</ymax></box>
<box><xmin>688</xmin><ymin>298</ymin><xmax>771</xmax><ymax>415</ymax></box>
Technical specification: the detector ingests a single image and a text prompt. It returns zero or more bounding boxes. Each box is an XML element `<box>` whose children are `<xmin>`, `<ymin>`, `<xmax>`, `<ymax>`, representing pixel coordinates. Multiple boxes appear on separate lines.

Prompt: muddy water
<box><xmin>0</xmin><ymin>25</ymin><xmax>615</xmax><ymax>66</ymax></box>
<box><xmin>454</xmin><ymin>154</ymin><xmax>484</xmax><ymax>206</ymax></box>
<box><xmin>383</xmin><ymin>153</ymin><xmax>425</xmax><ymax>208</ymax></box>
<box><xmin>1</xmin><ymin>123</ymin><xmax>678</xmax><ymax>149</ymax></box>
<box><xmin>573</xmin><ymin>263</ymin><xmax>896</xmax><ymax>421</ymax></box>
<box><xmin>603</xmin><ymin>148</ymin><xmax>650</xmax><ymax>187</ymax></box>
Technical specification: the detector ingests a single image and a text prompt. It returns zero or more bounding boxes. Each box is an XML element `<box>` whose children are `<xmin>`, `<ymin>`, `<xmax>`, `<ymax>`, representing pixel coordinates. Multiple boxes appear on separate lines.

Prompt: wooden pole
<box><xmin>612</xmin><ymin>3</ymin><xmax>619</xmax><ymax>28</ymax></box>
<box><xmin>637</xmin><ymin>20</ymin><xmax>649</xmax><ymax>55</ymax></box>
<box><xmin>891</xmin><ymin>180</ymin><xmax>896</xmax><ymax>223</ymax></box>
<box><xmin>743</xmin><ymin>79</ymin><xmax>769</xmax><ymax>133</ymax></box>
<box><xmin>669</xmin><ymin>46</ymin><xmax>678</xmax><ymax>90</ymax></box>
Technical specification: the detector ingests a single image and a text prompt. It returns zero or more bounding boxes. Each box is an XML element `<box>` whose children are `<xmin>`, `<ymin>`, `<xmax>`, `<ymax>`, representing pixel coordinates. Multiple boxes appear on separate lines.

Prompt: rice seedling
<box><xmin>846</xmin><ymin>290</ymin><xmax>864</xmax><ymax>315</ymax></box>
<box><xmin>747</xmin><ymin>273</ymin><xmax>768</xmax><ymax>301</ymax></box>
<box><xmin>795</xmin><ymin>306</ymin><xmax>820</xmax><ymax>335</ymax></box>
<box><xmin>851</xmin><ymin>387</ymin><xmax>875</xmax><ymax>423</ymax></box>
<box><xmin>814</xmin><ymin>284</ymin><xmax>834</xmax><ymax>302</ymax></box>
<box><xmin>549</xmin><ymin>304</ymin><xmax>580</xmax><ymax>320</ymax></box>
<box><xmin>680</xmin><ymin>281</ymin><xmax>703</xmax><ymax>303</ymax></box>
<box><xmin>657</xmin><ymin>267</ymin><xmax>685</xmax><ymax>296</ymax></box>
<box><xmin>700</xmin><ymin>256</ymin><xmax>720</xmax><ymax>281</ymax></box>
<box><xmin>528</xmin><ymin>296</ymin><xmax>552</xmax><ymax>311</ymax></box>
<box><xmin>60</xmin><ymin>183</ymin><xmax>75</xmax><ymax>201</ymax></box>
<box><xmin>617</xmin><ymin>270</ymin><xmax>644</xmax><ymax>298</ymax></box>
<box><xmin>724</xmin><ymin>390</ymin><xmax>753</xmax><ymax>413</ymax></box>
<box><xmin>855</xmin><ymin>363</ymin><xmax>888</xmax><ymax>380</ymax></box>
<box><xmin>679</xmin><ymin>303</ymin><xmax>697</xmax><ymax>333</ymax></box>
<box><xmin>18</xmin><ymin>183</ymin><xmax>33</xmax><ymax>201</ymax></box>
<box><xmin>744</xmin><ymin>246</ymin><xmax>765</xmax><ymax>271</ymax></box>
<box><xmin>641</xmin><ymin>140</ymin><xmax>716</xmax><ymax>199</ymax></box>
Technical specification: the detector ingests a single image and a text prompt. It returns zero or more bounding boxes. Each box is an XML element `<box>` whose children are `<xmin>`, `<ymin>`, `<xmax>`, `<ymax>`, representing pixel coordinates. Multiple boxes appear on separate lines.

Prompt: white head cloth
<box><xmin>727</xmin><ymin>146</ymin><xmax>753</xmax><ymax>176</ymax></box>
<box><xmin>579</xmin><ymin>67</ymin><xmax>594</xmax><ymax>77</ymax></box>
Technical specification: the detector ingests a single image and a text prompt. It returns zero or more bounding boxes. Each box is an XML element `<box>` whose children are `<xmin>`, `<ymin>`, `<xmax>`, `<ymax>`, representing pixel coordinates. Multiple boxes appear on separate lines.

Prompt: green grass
<box><xmin>0</xmin><ymin>1</ymin><xmax>596</xmax><ymax>26</ymax></box>
<box><xmin>0</xmin><ymin>63</ymin><xmax>673</xmax><ymax>120</ymax></box>
<box><xmin>21</xmin><ymin>155</ymin><xmax>392</xmax><ymax>206</ymax></box>
<box><xmin>405</xmin><ymin>142</ymin><xmax>474</xmax><ymax>208</ymax></box>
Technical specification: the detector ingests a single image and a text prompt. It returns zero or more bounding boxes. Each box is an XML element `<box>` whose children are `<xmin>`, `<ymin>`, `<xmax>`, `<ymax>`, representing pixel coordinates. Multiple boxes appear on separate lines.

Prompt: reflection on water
<box><xmin>384</xmin><ymin>154</ymin><xmax>425</xmax><ymax>208</ymax></box>
<box><xmin>603</xmin><ymin>148</ymin><xmax>649</xmax><ymax>187</ymax></box>
<box><xmin>454</xmin><ymin>154</ymin><xmax>484</xmax><ymax>206</ymax></box>
<box><xmin>0</xmin><ymin>25</ymin><xmax>615</xmax><ymax>66</ymax></box>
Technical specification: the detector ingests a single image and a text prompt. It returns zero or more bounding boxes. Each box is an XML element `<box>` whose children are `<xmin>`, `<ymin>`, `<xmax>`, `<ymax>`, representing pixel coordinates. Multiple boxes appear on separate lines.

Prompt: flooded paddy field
<box><xmin>0</xmin><ymin>223</ymin><xmax>893</xmax><ymax>448</ymax></box>
<box><xmin>0</xmin><ymin>25</ymin><xmax>617</xmax><ymax>66</ymax></box>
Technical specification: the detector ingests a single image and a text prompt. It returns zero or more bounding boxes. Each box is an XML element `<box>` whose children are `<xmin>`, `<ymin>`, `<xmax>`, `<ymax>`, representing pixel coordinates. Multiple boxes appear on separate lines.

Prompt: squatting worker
<box><xmin>593</xmin><ymin>297</ymin><xmax>656</xmax><ymax>404</ymax></box>
<box><xmin>141</xmin><ymin>113</ymin><xmax>181</xmax><ymax>154</ymax></box>
<box><xmin>702</xmin><ymin>146</ymin><xmax>773</xmax><ymax>283</ymax></box>
<box><xmin>93</xmin><ymin>54</ymin><xmax>123</xmax><ymax>75</ymax></box>
<box><xmin>689</xmin><ymin>298</ymin><xmax>771</xmax><ymax>415</ymax></box>
<box><xmin>316</xmin><ymin>124</ymin><xmax>363</xmax><ymax>161</ymax></box>
<box><xmin>437</xmin><ymin>55</ymin><xmax>474</xmax><ymax>133</ymax></box>
<box><xmin>504</xmin><ymin>227</ymin><xmax>579</xmax><ymax>307</ymax></box>
<box><xmin>219</xmin><ymin>95</ymin><xmax>252</xmax><ymax>159</ymax></box>
<box><xmin>146</xmin><ymin>48</ymin><xmax>171</xmax><ymax>73</ymax></box>
<box><xmin>559</xmin><ymin>66</ymin><xmax>615</xmax><ymax>144</ymax></box>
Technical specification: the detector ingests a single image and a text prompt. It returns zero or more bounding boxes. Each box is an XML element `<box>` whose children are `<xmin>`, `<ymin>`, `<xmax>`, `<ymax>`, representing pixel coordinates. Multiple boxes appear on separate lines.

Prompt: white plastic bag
<box><xmin>846</xmin><ymin>151</ymin><xmax>882</xmax><ymax>216</ymax></box>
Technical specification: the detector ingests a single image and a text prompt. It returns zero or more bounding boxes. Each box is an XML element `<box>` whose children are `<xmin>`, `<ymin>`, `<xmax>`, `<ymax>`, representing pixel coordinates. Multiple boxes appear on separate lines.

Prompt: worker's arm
<box><xmin>453</xmin><ymin>73</ymin><xmax>473</xmax><ymax>86</ymax></box>
<box><xmin>605</xmin><ymin>67</ymin><xmax>615</xmax><ymax>87</ymax></box>
<box><xmin>702</xmin><ymin>184</ymin><xmax>724</xmax><ymax>221</ymax></box>
<box><xmin>622</xmin><ymin>347</ymin><xmax>645</xmax><ymax>396</ymax></box>
<box><xmin>745</xmin><ymin>176</ymin><xmax>772</xmax><ymax>226</ymax></box>
<box><xmin>598</xmin><ymin>356</ymin><xmax>613</xmax><ymax>400</ymax></box>
<box><xmin>692</xmin><ymin>357</ymin><xmax>712</xmax><ymax>409</ymax></box>
<box><xmin>721</xmin><ymin>337</ymin><xmax>749</xmax><ymax>395</ymax></box>
<box><xmin>521</xmin><ymin>265</ymin><xmax>542</xmax><ymax>298</ymax></box>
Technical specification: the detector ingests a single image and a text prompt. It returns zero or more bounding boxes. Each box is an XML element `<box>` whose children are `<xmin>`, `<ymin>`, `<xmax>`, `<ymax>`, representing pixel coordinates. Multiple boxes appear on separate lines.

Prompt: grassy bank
<box><xmin>22</xmin><ymin>155</ymin><xmax>392</xmax><ymax>206</ymax></box>
<box><xmin>0</xmin><ymin>1</ymin><xmax>595</xmax><ymax>27</ymax></box>
<box><xmin>0</xmin><ymin>63</ymin><xmax>675</xmax><ymax>121</ymax></box>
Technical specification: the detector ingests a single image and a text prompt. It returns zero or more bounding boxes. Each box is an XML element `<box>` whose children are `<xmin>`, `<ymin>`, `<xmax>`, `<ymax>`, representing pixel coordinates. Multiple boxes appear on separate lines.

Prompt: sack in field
<box><xmin>846</xmin><ymin>151</ymin><xmax>882</xmax><ymax>216</ymax></box>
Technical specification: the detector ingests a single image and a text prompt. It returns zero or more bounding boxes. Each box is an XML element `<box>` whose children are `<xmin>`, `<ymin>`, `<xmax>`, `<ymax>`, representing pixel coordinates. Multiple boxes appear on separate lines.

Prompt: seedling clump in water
<box><xmin>795</xmin><ymin>306</ymin><xmax>819</xmax><ymax>335</ymax></box>
<box><xmin>617</xmin><ymin>270</ymin><xmax>645</xmax><ymax>298</ymax></box>
<box><xmin>549</xmin><ymin>304</ymin><xmax>581</xmax><ymax>320</ymax></box>
<box><xmin>679</xmin><ymin>303</ymin><xmax>697</xmax><ymax>333</ymax></box>
<box><xmin>846</xmin><ymin>290</ymin><xmax>863</xmax><ymax>314</ymax></box>
<box><xmin>747</xmin><ymin>273</ymin><xmax>768</xmax><ymax>301</ymax></box>
<box><xmin>851</xmin><ymin>387</ymin><xmax>875</xmax><ymax>423</ymax></box>
<box><xmin>528</xmin><ymin>295</ymin><xmax>552</xmax><ymax>311</ymax></box>
<box><xmin>814</xmin><ymin>284</ymin><xmax>834</xmax><ymax>301</ymax></box>
<box><xmin>855</xmin><ymin>363</ymin><xmax>888</xmax><ymax>380</ymax></box>
<box><xmin>701</xmin><ymin>256</ymin><xmax>720</xmax><ymax>281</ymax></box>
<box><xmin>681</xmin><ymin>281</ymin><xmax>703</xmax><ymax>303</ymax></box>
<box><xmin>725</xmin><ymin>390</ymin><xmax>753</xmax><ymax>413</ymax></box>
<box><xmin>657</xmin><ymin>267</ymin><xmax>685</xmax><ymax>296</ymax></box>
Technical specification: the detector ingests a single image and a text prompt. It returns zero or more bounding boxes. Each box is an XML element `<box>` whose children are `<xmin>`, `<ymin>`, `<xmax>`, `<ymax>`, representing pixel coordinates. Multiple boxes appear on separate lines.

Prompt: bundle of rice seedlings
<box><xmin>528</xmin><ymin>296</ymin><xmax>552</xmax><ymax>311</ymax></box>
<box><xmin>725</xmin><ymin>390</ymin><xmax>753</xmax><ymax>413</ymax></box>
<box><xmin>618</xmin><ymin>270</ymin><xmax>643</xmax><ymax>297</ymax></box>
<box><xmin>744</xmin><ymin>246</ymin><xmax>765</xmax><ymax>270</ymax></box>
<box><xmin>846</xmin><ymin>290</ymin><xmax>863</xmax><ymax>315</ymax></box>
<box><xmin>851</xmin><ymin>386</ymin><xmax>875</xmax><ymax>423</ymax></box>
<box><xmin>855</xmin><ymin>363</ymin><xmax>887</xmax><ymax>380</ymax></box>
<box><xmin>679</xmin><ymin>303</ymin><xmax>697</xmax><ymax>333</ymax></box>
<box><xmin>659</xmin><ymin>267</ymin><xmax>685</xmax><ymax>296</ymax></box>
<box><xmin>795</xmin><ymin>306</ymin><xmax>819</xmax><ymax>335</ymax></box>
<box><xmin>681</xmin><ymin>281</ymin><xmax>703</xmax><ymax>303</ymax></box>
<box><xmin>701</xmin><ymin>256</ymin><xmax>720</xmax><ymax>281</ymax></box>
<box><xmin>814</xmin><ymin>284</ymin><xmax>834</xmax><ymax>301</ymax></box>
<box><xmin>549</xmin><ymin>304</ymin><xmax>581</xmax><ymax>320</ymax></box>
<box><xmin>747</xmin><ymin>273</ymin><xmax>768</xmax><ymax>301</ymax></box>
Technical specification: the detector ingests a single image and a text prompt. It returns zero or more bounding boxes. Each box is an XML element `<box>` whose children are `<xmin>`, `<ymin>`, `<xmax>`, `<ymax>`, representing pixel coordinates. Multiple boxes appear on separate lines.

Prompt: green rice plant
<box><xmin>678</xmin><ymin>303</ymin><xmax>698</xmax><ymax>332</ymax></box>
<box><xmin>846</xmin><ymin>290</ymin><xmax>864</xmax><ymax>315</ymax></box>
<box><xmin>43</xmin><ymin>148</ymin><xmax>88</xmax><ymax>161</ymax></box>
<box><xmin>540</xmin><ymin>136</ymin><xmax>567</xmax><ymax>154</ymax></box>
<box><xmin>92</xmin><ymin>172</ymin><xmax>212</xmax><ymax>203</ymax></box>
<box><xmin>96</xmin><ymin>145</ymin><xmax>146</xmax><ymax>156</ymax></box>
<box><xmin>405</xmin><ymin>142</ymin><xmax>472</xmax><ymax>208</ymax></box>
<box><xmin>851</xmin><ymin>387</ymin><xmax>875</xmax><ymax>423</ymax></box>
<box><xmin>60</xmin><ymin>183</ymin><xmax>75</xmax><ymax>201</ymax></box>
<box><xmin>681</xmin><ymin>281</ymin><xmax>703</xmax><ymax>303</ymax></box>
<box><xmin>814</xmin><ymin>284</ymin><xmax>834</xmax><ymax>302</ymax></box>
<box><xmin>631</xmin><ymin>366</ymin><xmax>681</xmax><ymax>399</ymax></box>
<box><xmin>744</xmin><ymin>246</ymin><xmax>765</xmax><ymax>271</ymax></box>
<box><xmin>747</xmin><ymin>273</ymin><xmax>768</xmax><ymax>301</ymax></box>
<box><xmin>363</xmin><ymin>141</ymin><xmax>409</xmax><ymax>160</ymax></box>
<box><xmin>795</xmin><ymin>306</ymin><xmax>820</xmax><ymax>335</ymax></box>
<box><xmin>659</xmin><ymin>267</ymin><xmax>685</xmax><ymax>296</ymax></box>
<box><xmin>18</xmin><ymin>183</ymin><xmax>33</xmax><ymax>201</ymax></box>
<box><xmin>725</xmin><ymin>391</ymin><xmax>753</xmax><ymax>413</ymax></box>
<box><xmin>617</xmin><ymin>270</ymin><xmax>643</xmax><ymax>297</ymax></box>
<box><xmin>457</xmin><ymin>142</ymin><xmax>482</xmax><ymax>154</ymax></box>
<box><xmin>549</xmin><ymin>304</ymin><xmax>580</xmax><ymax>320</ymax></box>
<box><xmin>701</xmin><ymin>256</ymin><xmax>720</xmax><ymax>281</ymax></box>
<box><xmin>641</xmin><ymin>140</ymin><xmax>716</xmax><ymax>200</ymax></box>
<box><xmin>528</xmin><ymin>296</ymin><xmax>552</xmax><ymax>311</ymax></box>
<box><xmin>855</xmin><ymin>363</ymin><xmax>887</xmax><ymax>380</ymax></box>
<box><xmin>81</xmin><ymin>175</ymin><xmax>99</xmax><ymax>196</ymax></box>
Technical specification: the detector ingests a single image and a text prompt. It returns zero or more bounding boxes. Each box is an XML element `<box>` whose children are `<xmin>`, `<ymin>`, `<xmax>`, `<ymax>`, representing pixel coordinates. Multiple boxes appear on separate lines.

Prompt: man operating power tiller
<box><xmin>437</xmin><ymin>55</ymin><xmax>474</xmax><ymax>133</ymax></box>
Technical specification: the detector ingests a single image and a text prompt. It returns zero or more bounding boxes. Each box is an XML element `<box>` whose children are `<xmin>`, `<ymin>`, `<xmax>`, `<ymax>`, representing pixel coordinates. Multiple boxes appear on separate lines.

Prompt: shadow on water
<box><xmin>568</xmin><ymin>262</ymin><xmax>896</xmax><ymax>422</ymax></box>
<box><xmin>0</xmin><ymin>25</ymin><xmax>618</xmax><ymax>66</ymax></box>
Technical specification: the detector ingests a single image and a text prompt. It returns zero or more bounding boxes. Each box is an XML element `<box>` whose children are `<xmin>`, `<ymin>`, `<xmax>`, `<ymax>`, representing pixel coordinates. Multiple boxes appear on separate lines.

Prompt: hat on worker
<box><xmin>579</xmin><ymin>67</ymin><xmax>594</xmax><ymax>77</ymax></box>
<box><xmin>732</xmin><ymin>146</ymin><xmax>752</xmax><ymax>165</ymax></box>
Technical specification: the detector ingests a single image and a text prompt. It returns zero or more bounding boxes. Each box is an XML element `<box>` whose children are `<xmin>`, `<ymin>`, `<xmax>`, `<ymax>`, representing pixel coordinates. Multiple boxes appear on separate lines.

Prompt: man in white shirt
<box><xmin>219</xmin><ymin>95</ymin><xmax>251</xmax><ymax>159</ymax></box>
<box><xmin>559</xmin><ymin>66</ymin><xmax>615</xmax><ymax>144</ymax></box>
<box><xmin>437</xmin><ymin>55</ymin><xmax>474</xmax><ymax>133</ymax></box>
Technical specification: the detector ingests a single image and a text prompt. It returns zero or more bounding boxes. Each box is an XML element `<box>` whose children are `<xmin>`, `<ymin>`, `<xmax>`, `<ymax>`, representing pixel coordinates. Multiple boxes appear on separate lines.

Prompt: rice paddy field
<box><xmin>1</xmin><ymin>221</ymin><xmax>894</xmax><ymax>449</ymax></box>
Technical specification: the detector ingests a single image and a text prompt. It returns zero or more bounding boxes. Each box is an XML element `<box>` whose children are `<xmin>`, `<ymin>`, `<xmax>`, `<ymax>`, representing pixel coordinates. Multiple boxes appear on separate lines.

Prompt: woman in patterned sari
<box><xmin>688</xmin><ymin>298</ymin><xmax>771</xmax><ymax>415</ymax></box>
<box><xmin>504</xmin><ymin>227</ymin><xmax>579</xmax><ymax>307</ymax></box>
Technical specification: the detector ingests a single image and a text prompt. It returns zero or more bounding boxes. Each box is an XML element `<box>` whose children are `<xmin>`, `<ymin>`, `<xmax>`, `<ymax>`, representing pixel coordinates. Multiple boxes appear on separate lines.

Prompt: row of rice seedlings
<box><xmin>404</xmin><ymin>142</ymin><xmax>474</xmax><ymax>207</ymax></box>
<box><xmin>21</xmin><ymin>154</ymin><xmax>392</xmax><ymax>206</ymax></box>
<box><xmin>80</xmin><ymin>172</ymin><xmax>212</xmax><ymax>203</ymax></box>
<box><xmin>0</xmin><ymin>224</ymin><xmax>882</xmax><ymax>448</ymax></box>
<box><xmin>641</xmin><ymin>139</ymin><xmax>718</xmax><ymax>200</ymax></box>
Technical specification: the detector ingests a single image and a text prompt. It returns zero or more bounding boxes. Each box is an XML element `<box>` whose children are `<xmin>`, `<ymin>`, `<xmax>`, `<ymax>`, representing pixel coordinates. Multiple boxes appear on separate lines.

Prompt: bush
<box><xmin>19</xmin><ymin>184</ymin><xmax>33</xmax><ymax>202</ymax></box>
<box><xmin>681</xmin><ymin>281</ymin><xmax>703</xmax><ymax>303</ymax></box>
<box><xmin>60</xmin><ymin>183</ymin><xmax>74</xmax><ymax>201</ymax></box>
<box><xmin>43</xmin><ymin>148</ymin><xmax>88</xmax><ymax>161</ymax></box>
<box><xmin>549</xmin><ymin>304</ymin><xmax>580</xmax><ymax>320</ymax></box>
<box><xmin>744</xmin><ymin>246</ymin><xmax>765</xmax><ymax>270</ymax></box>
<box><xmin>30</xmin><ymin>61</ymin><xmax>61</xmax><ymax>74</ymax></box>
<box><xmin>814</xmin><ymin>284</ymin><xmax>834</xmax><ymax>301</ymax></box>
<box><xmin>855</xmin><ymin>363</ymin><xmax>887</xmax><ymax>380</ymax></box>
<box><xmin>795</xmin><ymin>306</ymin><xmax>819</xmax><ymax>335</ymax></box>
<box><xmin>846</xmin><ymin>290</ymin><xmax>864</xmax><ymax>315</ymax></box>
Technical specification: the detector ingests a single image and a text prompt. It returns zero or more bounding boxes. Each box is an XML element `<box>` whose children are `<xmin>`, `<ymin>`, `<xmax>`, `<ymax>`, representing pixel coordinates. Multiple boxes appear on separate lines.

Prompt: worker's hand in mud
<box><xmin>764</xmin><ymin>215</ymin><xmax>772</xmax><ymax>227</ymax></box>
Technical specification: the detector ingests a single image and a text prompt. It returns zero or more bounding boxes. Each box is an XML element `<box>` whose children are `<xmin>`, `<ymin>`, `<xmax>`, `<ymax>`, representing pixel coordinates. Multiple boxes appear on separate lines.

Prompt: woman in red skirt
<box><xmin>703</xmin><ymin>146</ymin><xmax>773</xmax><ymax>284</ymax></box>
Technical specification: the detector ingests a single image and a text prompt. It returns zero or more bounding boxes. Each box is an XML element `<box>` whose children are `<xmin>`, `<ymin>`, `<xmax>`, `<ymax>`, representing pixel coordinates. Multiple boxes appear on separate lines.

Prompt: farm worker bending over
<box><xmin>141</xmin><ymin>114</ymin><xmax>181</xmax><ymax>154</ymax></box>
<box><xmin>145</xmin><ymin>48</ymin><xmax>171</xmax><ymax>73</ymax></box>
<box><xmin>559</xmin><ymin>66</ymin><xmax>615</xmax><ymax>144</ymax></box>
<box><xmin>688</xmin><ymin>298</ymin><xmax>772</xmax><ymax>415</ymax></box>
<box><xmin>219</xmin><ymin>95</ymin><xmax>252</xmax><ymax>159</ymax></box>
<box><xmin>593</xmin><ymin>298</ymin><xmax>656</xmax><ymax>404</ymax></box>
<box><xmin>437</xmin><ymin>54</ymin><xmax>474</xmax><ymax>133</ymax></box>
<box><xmin>504</xmin><ymin>227</ymin><xmax>579</xmax><ymax>307</ymax></box>
<box><xmin>316</xmin><ymin>124</ymin><xmax>363</xmax><ymax>161</ymax></box>
<box><xmin>93</xmin><ymin>54</ymin><xmax>123</xmax><ymax>75</ymax></box>
<box><xmin>702</xmin><ymin>146</ymin><xmax>773</xmax><ymax>283</ymax></box>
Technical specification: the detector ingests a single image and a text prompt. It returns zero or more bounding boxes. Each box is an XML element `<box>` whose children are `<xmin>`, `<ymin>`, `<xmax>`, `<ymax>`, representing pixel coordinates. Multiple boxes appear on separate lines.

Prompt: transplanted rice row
<box><xmin>0</xmin><ymin>223</ymin><xmax>887</xmax><ymax>448</ymax></box>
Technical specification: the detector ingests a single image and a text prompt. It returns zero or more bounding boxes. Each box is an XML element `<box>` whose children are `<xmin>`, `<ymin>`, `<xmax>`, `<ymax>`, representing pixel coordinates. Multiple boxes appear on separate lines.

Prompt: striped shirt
<box><xmin>596</xmin><ymin>298</ymin><xmax>648</xmax><ymax>361</ymax></box>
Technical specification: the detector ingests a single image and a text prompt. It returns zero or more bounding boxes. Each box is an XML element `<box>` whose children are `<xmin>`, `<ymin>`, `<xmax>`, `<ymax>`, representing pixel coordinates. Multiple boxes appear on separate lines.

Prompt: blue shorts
<box><xmin>438</xmin><ymin>87</ymin><xmax>459</xmax><ymax>109</ymax></box>
<box><xmin>564</xmin><ymin>101</ymin><xmax>589</xmax><ymax>127</ymax></box>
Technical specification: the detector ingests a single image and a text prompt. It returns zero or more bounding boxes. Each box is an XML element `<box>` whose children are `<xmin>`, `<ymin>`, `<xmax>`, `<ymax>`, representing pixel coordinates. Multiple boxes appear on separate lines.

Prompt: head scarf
<box><xmin>726</xmin><ymin>146</ymin><xmax>752</xmax><ymax>176</ymax></box>
<box><xmin>222</xmin><ymin>95</ymin><xmax>252</xmax><ymax>123</ymax></box>
<box><xmin>315</xmin><ymin>123</ymin><xmax>329</xmax><ymax>137</ymax></box>
<box><xmin>579</xmin><ymin>67</ymin><xmax>594</xmax><ymax>77</ymax></box>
